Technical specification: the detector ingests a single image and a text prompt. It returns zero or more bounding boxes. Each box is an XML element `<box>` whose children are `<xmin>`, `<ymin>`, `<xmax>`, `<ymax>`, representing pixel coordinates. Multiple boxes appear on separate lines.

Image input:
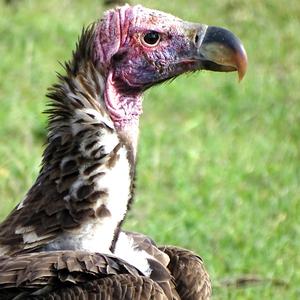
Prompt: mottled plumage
<box><xmin>38</xmin><ymin>275</ymin><xmax>169</xmax><ymax>300</ymax></box>
<box><xmin>0</xmin><ymin>58</ymin><xmax>134</xmax><ymax>255</ymax></box>
<box><xmin>0</xmin><ymin>250</ymin><xmax>177</xmax><ymax>299</ymax></box>
<box><xmin>0</xmin><ymin>232</ymin><xmax>212</xmax><ymax>299</ymax></box>
<box><xmin>126</xmin><ymin>231</ymin><xmax>212</xmax><ymax>300</ymax></box>
<box><xmin>0</xmin><ymin>26</ymin><xmax>135</xmax><ymax>258</ymax></box>
<box><xmin>160</xmin><ymin>246</ymin><xmax>211</xmax><ymax>300</ymax></box>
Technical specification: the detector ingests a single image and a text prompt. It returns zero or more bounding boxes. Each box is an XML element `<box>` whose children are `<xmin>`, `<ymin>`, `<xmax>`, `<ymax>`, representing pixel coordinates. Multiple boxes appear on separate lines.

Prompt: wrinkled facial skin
<box><xmin>112</xmin><ymin>16</ymin><xmax>201</xmax><ymax>90</ymax></box>
<box><xmin>94</xmin><ymin>6</ymin><xmax>204</xmax><ymax>92</ymax></box>
<box><xmin>93</xmin><ymin>5</ymin><xmax>247</xmax><ymax>93</ymax></box>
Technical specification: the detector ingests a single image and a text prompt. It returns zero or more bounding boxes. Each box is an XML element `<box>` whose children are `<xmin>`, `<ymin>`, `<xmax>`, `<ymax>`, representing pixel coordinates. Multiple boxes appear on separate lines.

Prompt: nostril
<box><xmin>194</xmin><ymin>26</ymin><xmax>208</xmax><ymax>47</ymax></box>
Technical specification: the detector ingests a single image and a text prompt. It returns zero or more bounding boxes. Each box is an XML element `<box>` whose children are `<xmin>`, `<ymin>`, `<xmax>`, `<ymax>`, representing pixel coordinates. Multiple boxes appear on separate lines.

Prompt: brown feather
<box><xmin>0</xmin><ymin>52</ymin><xmax>134</xmax><ymax>255</ymax></box>
<box><xmin>122</xmin><ymin>231</ymin><xmax>211</xmax><ymax>299</ymax></box>
<box><xmin>159</xmin><ymin>246</ymin><xmax>212</xmax><ymax>300</ymax></box>
<box><xmin>0</xmin><ymin>251</ymin><xmax>179</xmax><ymax>299</ymax></box>
<box><xmin>39</xmin><ymin>275</ymin><xmax>168</xmax><ymax>300</ymax></box>
<box><xmin>0</xmin><ymin>251</ymin><xmax>139</xmax><ymax>288</ymax></box>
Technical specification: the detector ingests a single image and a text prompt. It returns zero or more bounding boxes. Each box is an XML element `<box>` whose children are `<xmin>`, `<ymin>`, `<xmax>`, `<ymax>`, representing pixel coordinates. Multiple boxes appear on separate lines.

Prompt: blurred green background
<box><xmin>0</xmin><ymin>0</ymin><xmax>299</xmax><ymax>299</ymax></box>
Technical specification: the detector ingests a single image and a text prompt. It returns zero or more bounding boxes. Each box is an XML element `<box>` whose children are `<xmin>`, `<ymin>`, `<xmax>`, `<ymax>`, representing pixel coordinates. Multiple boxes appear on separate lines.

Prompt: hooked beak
<box><xmin>195</xmin><ymin>25</ymin><xmax>248</xmax><ymax>80</ymax></box>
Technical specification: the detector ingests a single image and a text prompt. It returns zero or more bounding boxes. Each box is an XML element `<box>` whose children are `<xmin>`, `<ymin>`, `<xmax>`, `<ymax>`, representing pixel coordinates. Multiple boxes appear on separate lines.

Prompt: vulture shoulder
<box><xmin>0</xmin><ymin>250</ymin><xmax>178</xmax><ymax>299</ymax></box>
<box><xmin>123</xmin><ymin>231</ymin><xmax>212</xmax><ymax>300</ymax></box>
<box><xmin>159</xmin><ymin>246</ymin><xmax>212</xmax><ymax>300</ymax></box>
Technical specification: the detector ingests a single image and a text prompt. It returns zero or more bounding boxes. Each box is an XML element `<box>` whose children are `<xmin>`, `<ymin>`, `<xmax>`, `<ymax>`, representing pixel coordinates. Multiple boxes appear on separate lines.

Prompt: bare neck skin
<box><xmin>104</xmin><ymin>71</ymin><xmax>143</xmax><ymax>159</ymax></box>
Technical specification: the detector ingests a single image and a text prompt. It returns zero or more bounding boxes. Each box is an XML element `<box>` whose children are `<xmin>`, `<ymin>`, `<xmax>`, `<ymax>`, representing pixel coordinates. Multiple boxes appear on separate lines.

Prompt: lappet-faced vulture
<box><xmin>0</xmin><ymin>4</ymin><xmax>247</xmax><ymax>299</ymax></box>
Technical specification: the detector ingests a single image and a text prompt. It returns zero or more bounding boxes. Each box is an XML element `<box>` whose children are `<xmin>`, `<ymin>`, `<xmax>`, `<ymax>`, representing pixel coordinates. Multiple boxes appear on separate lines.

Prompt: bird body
<box><xmin>0</xmin><ymin>4</ymin><xmax>247</xmax><ymax>299</ymax></box>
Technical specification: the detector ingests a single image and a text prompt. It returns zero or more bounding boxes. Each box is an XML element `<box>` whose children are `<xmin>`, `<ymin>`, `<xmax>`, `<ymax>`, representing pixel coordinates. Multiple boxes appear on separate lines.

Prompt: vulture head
<box><xmin>91</xmin><ymin>5</ymin><xmax>247</xmax><ymax>130</ymax></box>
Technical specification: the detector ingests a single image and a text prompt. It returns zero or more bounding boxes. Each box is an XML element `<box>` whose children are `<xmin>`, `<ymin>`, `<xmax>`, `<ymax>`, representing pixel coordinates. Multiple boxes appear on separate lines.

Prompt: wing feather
<box><xmin>0</xmin><ymin>251</ymin><xmax>171</xmax><ymax>299</ymax></box>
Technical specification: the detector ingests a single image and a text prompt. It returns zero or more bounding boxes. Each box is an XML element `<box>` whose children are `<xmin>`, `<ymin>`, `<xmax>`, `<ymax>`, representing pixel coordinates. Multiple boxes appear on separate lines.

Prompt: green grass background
<box><xmin>0</xmin><ymin>0</ymin><xmax>299</xmax><ymax>299</ymax></box>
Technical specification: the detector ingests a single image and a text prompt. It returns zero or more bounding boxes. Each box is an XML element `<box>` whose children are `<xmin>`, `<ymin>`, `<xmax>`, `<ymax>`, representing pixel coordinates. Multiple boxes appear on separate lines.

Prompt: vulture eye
<box><xmin>142</xmin><ymin>31</ymin><xmax>161</xmax><ymax>47</ymax></box>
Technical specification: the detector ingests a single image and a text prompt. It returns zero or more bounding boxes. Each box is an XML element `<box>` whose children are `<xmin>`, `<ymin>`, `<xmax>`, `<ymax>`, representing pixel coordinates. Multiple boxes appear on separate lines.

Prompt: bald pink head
<box><xmin>91</xmin><ymin>5</ymin><xmax>247</xmax><ymax>129</ymax></box>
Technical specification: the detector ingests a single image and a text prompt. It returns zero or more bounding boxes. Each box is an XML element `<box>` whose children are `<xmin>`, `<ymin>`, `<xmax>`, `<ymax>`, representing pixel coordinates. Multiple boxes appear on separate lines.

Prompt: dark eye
<box><xmin>142</xmin><ymin>31</ymin><xmax>161</xmax><ymax>47</ymax></box>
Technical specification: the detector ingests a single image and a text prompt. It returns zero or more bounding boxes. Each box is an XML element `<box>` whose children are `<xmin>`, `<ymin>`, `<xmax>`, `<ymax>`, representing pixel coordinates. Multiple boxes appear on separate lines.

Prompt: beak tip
<box><xmin>198</xmin><ymin>25</ymin><xmax>248</xmax><ymax>81</ymax></box>
<box><xmin>237</xmin><ymin>44</ymin><xmax>248</xmax><ymax>81</ymax></box>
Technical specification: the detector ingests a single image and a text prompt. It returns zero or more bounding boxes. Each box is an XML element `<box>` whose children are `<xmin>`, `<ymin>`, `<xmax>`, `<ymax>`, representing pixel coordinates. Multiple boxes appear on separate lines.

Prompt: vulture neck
<box><xmin>47</xmin><ymin>65</ymin><xmax>142</xmax><ymax>165</ymax></box>
<box><xmin>38</xmin><ymin>37</ymin><xmax>140</xmax><ymax>253</ymax></box>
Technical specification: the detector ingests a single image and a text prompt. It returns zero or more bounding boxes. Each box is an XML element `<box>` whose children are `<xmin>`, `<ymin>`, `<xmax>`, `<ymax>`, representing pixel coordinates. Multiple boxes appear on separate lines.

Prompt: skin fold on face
<box><xmin>94</xmin><ymin>5</ymin><xmax>247</xmax><ymax>93</ymax></box>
